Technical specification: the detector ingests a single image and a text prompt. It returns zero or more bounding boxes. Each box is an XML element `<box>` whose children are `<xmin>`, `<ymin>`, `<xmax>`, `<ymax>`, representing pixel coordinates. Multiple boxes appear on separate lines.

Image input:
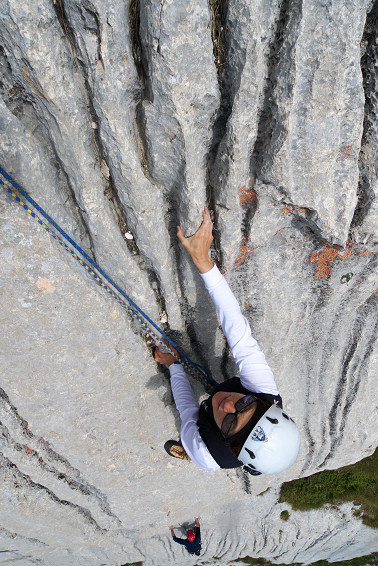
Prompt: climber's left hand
<box><xmin>153</xmin><ymin>346</ymin><xmax>177</xmax><ymax>367</ymax></box>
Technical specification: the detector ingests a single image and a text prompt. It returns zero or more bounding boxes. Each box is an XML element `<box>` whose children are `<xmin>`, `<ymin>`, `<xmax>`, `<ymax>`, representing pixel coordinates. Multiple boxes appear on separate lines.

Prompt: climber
<box><xmin>169</xmin><ymin>516</ymin><xmax>201</xmax><ymax>556</ymax></box>
<box><xmin>153</xmin><ymin>207</ymin><xmax>300</xmax><ymax>475</ymax></box>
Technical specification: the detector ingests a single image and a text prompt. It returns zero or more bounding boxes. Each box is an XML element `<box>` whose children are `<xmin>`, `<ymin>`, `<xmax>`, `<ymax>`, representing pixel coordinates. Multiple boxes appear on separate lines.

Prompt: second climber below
<box><xmin>154</xmin><ymin>207</ymin><xmax>300</xmax><ymax>475</ymax></box>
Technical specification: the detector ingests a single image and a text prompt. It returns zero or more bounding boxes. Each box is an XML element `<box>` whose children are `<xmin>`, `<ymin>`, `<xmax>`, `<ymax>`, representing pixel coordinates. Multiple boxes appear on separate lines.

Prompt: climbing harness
<box><xmin>0</xmin><ymin>165</ymin><xmax>217</xmax><ymax>392</ymax></box>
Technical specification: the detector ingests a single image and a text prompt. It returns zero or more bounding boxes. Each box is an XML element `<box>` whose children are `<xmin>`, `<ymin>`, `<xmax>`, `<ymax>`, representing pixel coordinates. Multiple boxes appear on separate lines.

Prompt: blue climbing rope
<box><xmin>0</xmin><ymin>165</ymin><xmax>218</xmax><ymax>392</ymax></box>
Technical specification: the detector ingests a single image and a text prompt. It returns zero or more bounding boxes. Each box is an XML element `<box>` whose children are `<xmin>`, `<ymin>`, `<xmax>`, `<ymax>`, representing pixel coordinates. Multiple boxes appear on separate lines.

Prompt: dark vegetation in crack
<box><xmin>206</xmin><ymin>0</ymin><xmax>230</xmax><ymax>271</ymax></box>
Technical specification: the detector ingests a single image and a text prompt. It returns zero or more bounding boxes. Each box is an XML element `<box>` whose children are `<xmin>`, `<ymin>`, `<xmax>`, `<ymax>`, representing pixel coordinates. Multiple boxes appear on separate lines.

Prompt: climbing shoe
<box><xmin>164</xmin><ymin>440</ymin><xmax>191</xmax><ymax>461</ymax></box>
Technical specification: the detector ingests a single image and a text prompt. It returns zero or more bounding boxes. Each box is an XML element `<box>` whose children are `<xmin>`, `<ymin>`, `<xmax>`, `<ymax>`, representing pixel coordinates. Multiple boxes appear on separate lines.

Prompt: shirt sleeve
<box><xmin>169</xmin><ymin>364</ymin><xmax>220</xmax><ymax>471</ymax></box>
<box><xmin>172</xmin><ymin>536</ymin><xmax>187</xmax><ymax>546</ymax></box>
<box><xmin>200</xmin><ymin>265</ymin><xmax>279</xmax><ymax>396</ymax></box>
<box><xmin>194</xmin><ymin>526</ymin><xmax>201</xmax><ymax>541</ymax></box>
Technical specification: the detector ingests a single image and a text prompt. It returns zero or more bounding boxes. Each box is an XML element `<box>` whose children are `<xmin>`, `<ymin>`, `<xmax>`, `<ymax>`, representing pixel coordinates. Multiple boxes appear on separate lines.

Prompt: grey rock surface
<box><xmin>0</xmin><ymin>0</ymin><xmax>377</xmax><ymax>565</ymax></box>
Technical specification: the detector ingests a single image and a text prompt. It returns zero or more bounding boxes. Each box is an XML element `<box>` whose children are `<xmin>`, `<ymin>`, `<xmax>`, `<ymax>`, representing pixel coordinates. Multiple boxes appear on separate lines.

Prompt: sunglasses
<box><xmin>220</xmin><ymin>394</ymin><xmax>258</xmax><ymax>439</ymax></box>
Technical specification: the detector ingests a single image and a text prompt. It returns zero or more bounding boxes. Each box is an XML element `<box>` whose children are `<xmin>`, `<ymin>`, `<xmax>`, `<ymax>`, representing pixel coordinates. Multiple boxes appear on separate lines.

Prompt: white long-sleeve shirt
<box><xmin>169</xmin><ymin>265</ymin><xmax>279</xmax><ymax>471</ymax></box>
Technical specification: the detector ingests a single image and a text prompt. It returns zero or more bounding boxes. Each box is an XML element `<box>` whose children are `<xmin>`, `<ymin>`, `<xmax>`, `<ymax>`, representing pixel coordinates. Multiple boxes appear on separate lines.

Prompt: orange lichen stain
<box><xmin>39</xmin><ymin>436</ymin><xmax>57</xmax><ymax>455</ymax></box>
<box><xmin>39</xmin><ymin>437</ymin><xmax>57</xmax><ymax>455</ymax></box>
<box><xmin>36</xmin><ymin>277</ymin><xmax>56</xmax><ymax>294</ymax></box>
<box><xmin>310</xmin><ymin>241</ymin><xmax>354</xmax><ymax>279</ymax></box>
<box><xmin>340</xmin><ymin>241</ymin><xmax>354</xmax><ymax>259</ymax></box>
<box><xmin>23</xmin><ymin>421</ymin><xmax>28</xmax><ymax>433</ymax></box>
<box><xmin>238</xmin><ymin>186</ymin><xmax>258</xmax><ymax>208</ymax></box>
<box><xmin>281</xmin><ymin>203</ymin><xmax>307</xmax><ymax>216</ymax></box>
<box><xmin>359</xmin><ymin>249</ymin><xmax>378</xmax><ymax>256</ymax></box>
<box><xmin>338</xmin><ymin>145</ymin><xmax>353</xmax><ymax>160</ymax></box>
<box><xmin>232</xmin><ymin>238</ymin><xmax>254</xmax><ymax>272</ymax></box>
<box><xmin>24</xmin><ymin>446</ymin><xmax>34</xmax><ymax>454</ymax></box>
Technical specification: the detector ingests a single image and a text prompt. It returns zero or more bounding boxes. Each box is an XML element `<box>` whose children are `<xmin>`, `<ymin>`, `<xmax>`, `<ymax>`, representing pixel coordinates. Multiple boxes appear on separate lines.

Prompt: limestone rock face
<box><xmin>0</xmin><ymin>1</ymin><xmax>377</xmax><ymax>565</ymax></box>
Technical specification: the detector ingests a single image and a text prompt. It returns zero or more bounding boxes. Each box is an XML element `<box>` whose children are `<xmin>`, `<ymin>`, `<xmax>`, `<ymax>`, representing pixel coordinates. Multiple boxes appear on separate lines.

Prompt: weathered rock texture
<box><xmin>0</xmin><ymin>0</ymin><xmax>377</xmax><ymax>564</ymax></box>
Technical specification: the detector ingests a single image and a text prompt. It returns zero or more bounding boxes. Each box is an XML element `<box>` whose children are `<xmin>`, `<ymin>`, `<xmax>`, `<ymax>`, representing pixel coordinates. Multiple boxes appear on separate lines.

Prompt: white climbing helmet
<box><xmin>238</xmin><ymin>404</ymin><xmax>300</xmax><ymax>474</ymax></box>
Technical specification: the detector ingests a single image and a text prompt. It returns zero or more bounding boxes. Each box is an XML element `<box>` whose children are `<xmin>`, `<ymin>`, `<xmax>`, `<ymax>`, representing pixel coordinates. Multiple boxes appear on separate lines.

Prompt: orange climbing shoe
<box><xmin>164</xmin><ymin>440</ymin><xmax>191</xmax><ymax>461</ymax></box>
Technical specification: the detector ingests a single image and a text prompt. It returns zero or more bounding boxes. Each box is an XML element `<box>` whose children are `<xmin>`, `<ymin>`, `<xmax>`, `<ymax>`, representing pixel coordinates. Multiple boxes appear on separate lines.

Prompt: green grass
<box><xmin>279</xmin><ymin>448</ymin><xmax>377</xmax><ymax>527</ymax></box>
<box><xmin>235</xmin><ymin>551</ymin><xmax>378</xmax><ymax>565</ymax></box>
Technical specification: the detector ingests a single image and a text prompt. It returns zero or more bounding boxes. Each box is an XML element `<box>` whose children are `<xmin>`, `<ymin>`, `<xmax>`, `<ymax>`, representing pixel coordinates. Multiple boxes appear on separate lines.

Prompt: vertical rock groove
<box><xmin>249</xmin><ymin>0</ymin><xmax>303</xmax><ymax>184</ymax></box>
<box><xmin>0</xmin><ymin>1</ymin><xmax>377</xmax><ymax>562</ymax></box>
<box><xmin>129</xmin><ymin>0</ymin><xmax>156</xmax><ymax>183</ymax></box>
<box><xmin>320</xmin><ymin>294</ymin><xmax>378</xmax><ymax>467</ymax></box>
<box><xmin>209</xmin><ymin>0</ymin><xmax>228</xmax><ymax>86</ymax></box>
<box><xmin>351</xmin><ymin>0</ymin><xmax>378</xmax><ymax>233</ymax></box>
<box><xmin>0</xmin><ymin>43</ymin><xmax>95</xmax><ymax>259</ymax></box>
<box><xmin>54</xmin><ymin>0</ymin><xmax>171</xmax><ymax>324</ymax></box>
<box><xmin>0</xmin><ymin>388</ymin><xmax>122</xmax><ymax>528</ymax></box>
<box><xmin>53</xmin><ymin>0</ymin><xmax>78</xmax><ymax>60</ymax></box>
<box><xmin>129</xmin><ymin>0</ymin><xmax>149</xmax><ymax>94</ymax></box>
<box><xmin>206</xmin><ymin>0</ymin><xmax>231</xmax><ymax>270</ymax></box>
<box><xmin>1</xmin><ymin>453</ymin><xmax>106</xmax><ymax>533</ymax></box>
